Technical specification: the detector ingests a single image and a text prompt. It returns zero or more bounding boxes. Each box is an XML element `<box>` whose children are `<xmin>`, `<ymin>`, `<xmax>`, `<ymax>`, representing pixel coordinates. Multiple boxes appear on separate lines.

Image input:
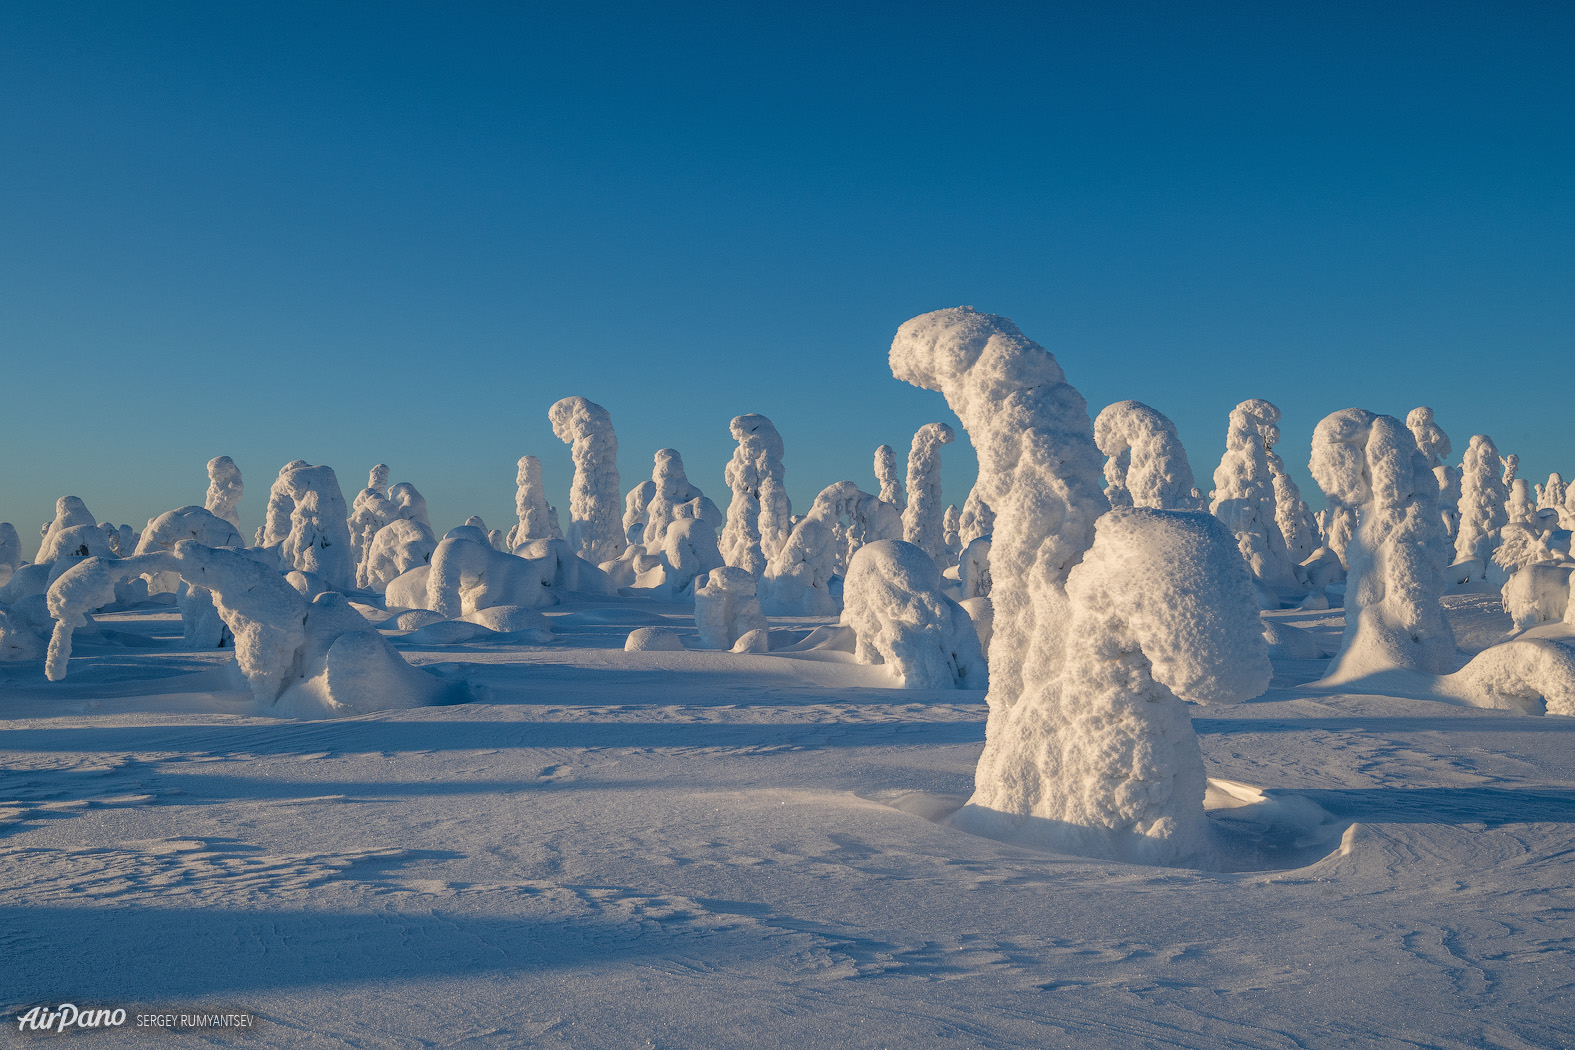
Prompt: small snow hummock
<box><xmin>1310</xmin><ymin>408</ymin><xmax>1457</xmax><ymax>683</ymax></box>
<box><xmin>46</xmin><ymin>543</ymin><xmax>461</xmax><ymax>715</ymax></box>
<box><xmin>1210</xmin><ymin>399</ymin><xmax>1299</xmax><ymax>589</ymax></box>
<box><xmin>841</xmin><ymin>539</ymin><xmax>984</xmax><ymax>689</ymax></box>
<box><xmin>1093</xmin><ymin>400</ymin><xmax>1203</xmax><ymax>512</ymax></box>
<box><xmin>721</xmin><ymin>413</ymin><xmax>791</xmax><ymax>577</ymax></box>
<box><xmin>693</xmin><ymin>565</ymin><xmax>767</xmax><ymax>650</ymax></box>
<box><xmin>506</xmin><ymin>454</ymin><xmax>562</xmax><ymax>548</ymax></box>
<box><xmin>901</xmin><ymin>422</ymin><xmax>954</xmax><ymax>565</ymax></box>
<box><xmin>204</xmin><ymin>456</ymin><xmax>244</xmax><ymax>532</ymax></box>
<box><xmin>874</xmin><ymin>444</ymin><xmax>905</xmax><ymax>511</ymax></box>
<box><xmin>1455</xmin><ymin>434</ymin><xmax>1510</xmax><ymax>574</ymax></box>
<box><xmin>1442</xmin><ymin>639</ymin><xmax>1575</xmax><ymax>717</ymax></box>
<box><xmin>955</xmin><ymin>507</ymin><xmax>1270</xmax><ymax>866</ymax></box>
<box><xmin>548</xmin><ymin>396</ymin><xmax>626</xmax><ymax>566</ymax></box>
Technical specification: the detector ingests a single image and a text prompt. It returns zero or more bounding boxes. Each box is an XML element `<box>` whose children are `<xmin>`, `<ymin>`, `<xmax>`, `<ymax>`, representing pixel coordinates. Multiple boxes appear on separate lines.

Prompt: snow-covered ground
<box><xmin>3</xmin><ymin>591</ymin><xmax>1571</xmax><ymax>1048</ymax></box>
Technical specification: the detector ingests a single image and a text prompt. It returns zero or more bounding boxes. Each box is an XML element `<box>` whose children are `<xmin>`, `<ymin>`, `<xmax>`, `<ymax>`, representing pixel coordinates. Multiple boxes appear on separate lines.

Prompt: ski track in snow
<box><xmin>0</xmin><ymin>596</ymin><xmax>1573</xmax><ymax>1048</ymax></box>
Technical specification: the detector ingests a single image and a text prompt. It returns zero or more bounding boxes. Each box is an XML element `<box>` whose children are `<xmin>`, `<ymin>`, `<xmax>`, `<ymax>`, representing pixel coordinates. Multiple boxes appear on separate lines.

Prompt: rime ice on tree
<box><xmin>841</xmin><ymin>539</ymin><xmax>984</xmax><ymax>689</ymax></box>
<box><xmin>1455</xmin><ymin>435</ymin><xmax>1510</xmax><ymax>574</ymax></box>
<box><xmin>874</xmin><ymin>444</ymin><xmax>905</xmax><ymax>511</ymax></box>
<box><xmin>902</xmin><ymin>423</ymin><xmax>954</xmax><ymax>564</ymax></box>
<box><xmin>506</xmin><ymin>455</ymin><xmax>561</xmax><ymax>549</ymax></box>
<box><xmin>204</xmin><ymin>456</ymin><xmax>244</xmax><ymax>533</ymax></box>
<box><xmin>549</xmin><ymin>397</ymin><xmax>626</xmax><ymax>565</ymax></box>
<box><xmin>721</xmin><ymin>414</ymin><xmax>791</xmax><ymax>577</ymax></box>
<box><xmin>1093</xmin><ymin>400</ymin><xmax>1203</xmax><ymax>511</ymax></box>
<box><xmin>1210</xmin><ymin>399</ymin><xmax>1298</xmax><ymax>590</ymax></box>
<box><xmin>1310</xmin><ymin>408</ymin><xmax>1456</xmax><ymax>683</ymax></box>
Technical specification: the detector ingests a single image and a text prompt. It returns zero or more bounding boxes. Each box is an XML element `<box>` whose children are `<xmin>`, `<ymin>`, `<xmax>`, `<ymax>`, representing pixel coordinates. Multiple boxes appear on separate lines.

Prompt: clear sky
<box><xmin>2</xmin><ymin>2</ymin><xmax>1571</xmax><ymax>554</ymax></box>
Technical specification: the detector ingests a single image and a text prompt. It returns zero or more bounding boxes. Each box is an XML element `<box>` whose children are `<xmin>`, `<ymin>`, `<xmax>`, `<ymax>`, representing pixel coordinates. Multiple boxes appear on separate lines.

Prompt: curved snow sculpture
<box><xmin>204</xmin><ymin>456</ymin><xmax>244</xmax><ymax>532</ymax></box>
<box><xmin>721</xmin><ymin>413</ymin><xmax>791</xmax><ymax>576</ymax></box>
<box><xmin>1310</xmin><ymin>408</ymin><xmax>1456</xmax><ymax>683</ymax></box>
<box><xmin>37</xmin><ymin>497</ymin><xmax>100</xmax><ymax>565</ymax></box>
<box><xmin>694</xmin><ymin>565</ymin><xmax>767</xmax><ymax>650</ymax></box>
<box><xmin>1455</xmin><ymin>435</ymin><xmax>1509</xmax><ymax>573</ymax></box>
<box><xmin>968</xmin><ymin>508</ymin><xmax>1269</xmax><ymax>864</ymax></box>
<box><xmin>46</xmin><ymin>543</ymin><xmax>460</xmax><ymax>714</ymax></box>
<box><xmin>507</xmin><ymin>455</ymin><xmax>561</xmax><ymax>548</ymax></box>
<box><xmin>642</xmin><ymin>449</ymin><xmax>723</xmax><ymax>549</ymax></box>
<box><xmin>1093</xmin><ymin>400</ymin><xmax>1202</xmax><ymax>511</ymax></box>
<box><xmin>135</xmin><ymin>506</ymin><xmax>244</xmax><ymax>555</ymax></box>
<box><xmin>1211</xmin><ymin>399</ymin><xmax>1298</xmax><ymax>589</ymax></box>
<box><xmin>762</xmin><ymin>481</ymin><xmax>900</xmax><ymax>615</ymax></box>
<box><xmin>425</xmin><ymin>534</ymin><xmax>556</xmax><ymax>618</ymax></box>
<box><xmin>548</xmin><ymin>396</ymin><xmax>625</xmax><ymax>565</ymax></box>
<box><xmin>902</xmin><ymin>423</ymin><xmax>955</xmax><ymax>563</ymax></box>
<box><xmin>874</xmin><ymin>444</ymin><xmax>905</xmax><ymax>511</ymax></box>
<box><xmin>841</xmin><ymin>539</ymin><xmax>985</xmax><ymax>689</ymax></box>
<box><xmin>362</xmin><ymin>518</ymin><xmax>438</xmax><ymax>591</ymax></box>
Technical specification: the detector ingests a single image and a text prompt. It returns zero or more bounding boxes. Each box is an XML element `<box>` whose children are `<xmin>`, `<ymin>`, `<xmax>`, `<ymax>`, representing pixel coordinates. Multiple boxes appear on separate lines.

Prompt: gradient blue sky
<box><xmin>3</xmin><ymin>2</ymin><xmax>1571</xmax><ymax>554</ymax></box>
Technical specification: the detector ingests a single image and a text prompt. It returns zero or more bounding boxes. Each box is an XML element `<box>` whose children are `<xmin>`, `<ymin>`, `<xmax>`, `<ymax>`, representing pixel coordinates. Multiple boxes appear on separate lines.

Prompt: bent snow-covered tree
<box><xmin>1210</xmin><ymin>399</ymin><xmax>1298</xmax><ymax>589</ymax></box>
<box><xmin>548</xmin><ymin>396</ymin><xmax>625</xmax><ymax>565</ymax></box>
<box><xmin>891</xmin><ymin>308</ymin><xmax>1268</xmax><ymax>865</ymax></box>
<box><xmin>1310</xmin><ymin>408</ymin><xmax>1456</xmax><ymax>683</ymax></box>
<box><xmin>902</xmin><ymin>422</ymin><xmax>954</xmax><ymax>563</ymax></box>
<box><xmin>1093</xmin><ymin>400</ymin><xmax>1203</xmax><ymax>511</ymax></box>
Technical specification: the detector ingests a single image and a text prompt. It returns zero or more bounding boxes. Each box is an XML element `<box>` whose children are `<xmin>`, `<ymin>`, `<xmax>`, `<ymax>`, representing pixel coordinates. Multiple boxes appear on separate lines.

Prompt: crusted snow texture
<box><xmin>693</xmin><ymin>565</ymin><xmax>767</xmax><ymax>650</ymax></box>
<box><xmin>45</xmin><ymin>543</ymin><xmax>454</xmax><ymax>714</ymax></box>
<box><xmin>507</xmin><ymin>455</ymin><xmax>561</xmax><ymax>547</ymax></box>
<box><xmin>1093</xmin><ymin>400</ymin><xmax>1203</xmax><ymax>512</ymax></box>
<box><xmin>548</xmin><ymin>396</ymin><xmax>626</xmax><ymax>565</ymax></box>
<box><xmin>252</xmin><ymin>463</ymin><xmax>356</xmax><ymax>591</ymax></box>
<box><xmin>761</xmin><ymin>482</ymin><xmax>900</xmax><ymax>615</ymax></box>
<box><xmin>1210</xmin><ymin>399</ymin><xmax>1298</xmax><ymax>588</ymax></box>
<box><xmin>1455</xmin><ymin>435</ymin><xmax>1510</xmax><ymax>568</ymax></box>
<box><xmin>721</xmin><ymin>414</ymin><xmax>790</xmax><ymax>576</ymax></box>
<box><xmin>135</xmin><ymin>506</ymin><xmax>244</xmax><ymax>556</ymax></box>
<box><xmin>348</xmin><ymin>466</ymin><xmax>398</xmax><ymax>586</ymax></box>
<box><xmin>841</xmin><ymin>539</ymin><xmax>985</xmax><ymax>689</ymax></box>
<box><xmin>942</xmin><ymin>505</ymin><xmax>962</xmax><ymax>562</ymax></box>
<box><xmin>1310</xmin><ymin>408</ymin><xmax>1457</xmax><ymax>683</ymax></box>
<box><xmin>388</xmin><ymin>482</ymin><xmax>431</xmax><ymax>530</ymax></box>
<box><xmin>641</xmin><ymin>449</ymin><xmax>723</xmax><ymax>549</ymax></box>
<box><xmin>1503</xmin><ymin>453</ymin><xmax>1520</xmax><ymax>486</ymax></box>
<box><xmin>204</xmin><ymin>456</ymin><xmax>244</xmax><ymax>532</ymax></box>
<box><xmin>958</xmin><ymin>488</ymin><xmax>994</xmax><ymax>547</ymax></box>
<box><xmin>362</xmin><ymin>518</ymin><xmax>438</xmax><ymax>591</ymax></box>
<box><xmin>957</xmin><ymin>507</ymin><xmax>1270</xmax><ymax>865</ymax></box>
<box><xmin>37</xmin><ymin>498</ymin><xmax>100</xmax><ymax>564</ymax></box>
<box><xmin>902</xmin><ymin>423</ymin><xmax>955</xmax><ymax>563</ymax></box>
<box><xmin>1500</xmin><ymin>564</ymin><xmax>1572</xmax><ymax>632</ymax></box>
<box><xmin>1443</xmin><ymin>639</ymin><xmax>1575</xmax><ymax>716</ymax></box>
<box><xmin>1507</xmin><ymin>480</ymin><xmax>1538</xmax><ymax>525</ymax></box>
<box><xmin>874</xmin><ymin>444</ymin><xmax>905</xmax><ymax>511</ymax></box>
<box><xmin>1266</xmin><ymin>451</ymin><xmax>1319</xmax><ymax>562</ymax></box>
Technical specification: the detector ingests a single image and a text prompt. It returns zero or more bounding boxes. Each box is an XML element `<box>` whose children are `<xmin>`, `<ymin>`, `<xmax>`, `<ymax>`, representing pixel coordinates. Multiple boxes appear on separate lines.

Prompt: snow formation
<box><xmin>721</xmin><ymin>413</ymin><xmax>791</xmax><ymax>576</ymax></box>
<box><xmin>1210</xmin><ymin>399</ymin><xmax>1298</xmax><ymax>589</ymax></box>
<box><xmin>762</xmin><ymin>481</ymin><xmax>900</xmax><ymax>615</ymax></box>
<box><xmin>901</xmin><ymin>423</ymin><xmax>954</xmax><ymax>564</ymax></box>
<box><xmin>1309</xmin><ymin>408</ymin><xmax>1456</xmax><ymax>683</ymax></box>
<box><xmin>841</xmin><ymin>539</ymin><xmax>984</xmax><ymax>689</ymax></box>
<box><xmin>874</xmin><ymin>444</ymin><xmax>905</xmax><ymax>510</ymax></box>
<box><xmin>203</xmin><ymin>456</ymin><xmax>244</xmax><ymax>532</ymax></box>
<box><xmin>506</xmin><ymin>455</ymin><xmax>561</xmax><ymax>548</ymax></box>
<box><xmin>1092</xmin><ymin>400</ymin><xmax>1202</xmax><ymax>511</ymax></box>
<box><xmin>693</xmin><ymin>565</ymin><xmax>767</xmax><ymax>650</ymax></box>
<box><xmin>548</xmin><ymin>396</ymin><xmax>625</xmax><ymax>565</ymax></box>
<box><xmin>1455</xmin><ymin>435</ymin><xmax>1509</xmax><ymax>571</ymax></box>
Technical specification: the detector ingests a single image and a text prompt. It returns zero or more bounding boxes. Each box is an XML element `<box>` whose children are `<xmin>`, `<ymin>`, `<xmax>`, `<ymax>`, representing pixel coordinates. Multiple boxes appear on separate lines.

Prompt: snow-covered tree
<box><xmin>1407</xmin><ymin>407</ymin><xmax>1460</xmax><ymax>544</ymax></box>
<box><xmin>204</xmin><ymin>456</ymin><xmax>243</xmax><ymax>533</ymax></box>
<box><xmin>1455</xmin><ymin>434</ymin><xmax>1509</xmax><ymax>571</ymax></box>
<box><xmin>1267</xmin><ymin>452</ymin><xmax>1319</xmax><ymax>562</ymax></box>
<box><xmin>761</xmin><ymin>482</ymin><xmax>899</xmax><ymax>615</ymax></box>
<box><xmin>693</xmin><ymin>566</ymin><xmax>767</xmax><ymax>651</ymax></box>
<box><xmin>641</xmin><ymin>449</ymin><xmax>723</xmax><ymax>549</ymax></box>
<box><xmin>548</xmin><ymin>396</ymin><xmax>625</xmax><ymax>565</ymax></box>
<box><xmin>958</xmin><ymin>488</ymin><xmax>993</xmax><ymax>546</ymax></box>
<box><xmin>901</xmin><ymin>422</ymin><xmax>954</xmax><ymax>563</ymax></box>
<box><xmin>1503</xmin><ymin>453</ymin><xmax>1519</xmax><ymax>487</ymax></box>
<box><xmin>1093</xmin><ymin>400</ymin><xmax>1202</xmax><ymax>511</ymax></box>
<box><xmin>1310</xmin><ymin>408</ymin><xmax>1456</xmax><ymax>682</ymax></box>
<box><xmin>942</xmin><ymin>505</ymin><xmax>962</xmax><ymax>564</ymax></box>
<box><xmin>1210</xmin><ymin>399</ymin><xmax>1298</xmax><ymax>589</ymax></box>
<box><xmin>1537</xmin><ymin>472</ymin><xmax>1568</xmax><ymax>512</ymax></box>
<box><xmin>362</xmin><ymin>518</ymin><xmax>438</xmax><ymax>590</ymax></box>
<box><xmin>721</xmin><ymin>414</ymin><xmax>790</xmax><ymax>576</ymax></box>
<box><xmin>37</xmin><ymin>497</ymin><xmax>100</xmax><ymax>565</ymax></box>
<box><xmin>891</xmin><ymin>306</ymin><xmax>1269</xmax><ymax>864</ymax></box>
<box><xmin>873</xmin><ymin>444</ymin><xmax>905</xmax><ymax>510</ymax></box>
<box><xmin>506</xmin><ymin>455</ymin><xmax>561</xmax><ymax>548</ymax></box>
<box><xmin>1507</xmin><ymin>480</ymin><xmax>1538</xmax><ymax>525</ymax></box>
<box><xmin>841</xmin><ymin>539</ymin><xmax>984</xmax><ymax>689</ymax></box>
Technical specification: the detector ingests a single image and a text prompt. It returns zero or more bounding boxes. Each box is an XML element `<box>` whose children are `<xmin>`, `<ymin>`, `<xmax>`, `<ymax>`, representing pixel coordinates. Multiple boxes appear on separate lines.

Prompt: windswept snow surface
<box><xmin>0</xmin><ymin>564</ymin><xmax>1572</xmax><ymax>1049</ymax></box>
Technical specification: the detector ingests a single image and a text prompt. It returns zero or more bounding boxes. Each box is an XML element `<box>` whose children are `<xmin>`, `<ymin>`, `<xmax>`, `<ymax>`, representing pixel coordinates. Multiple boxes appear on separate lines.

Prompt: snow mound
<box><xmin>625</xmin><ymin>627</ymin><xmax>685</xmax><ymax>652</ymax></box>
<box><xmin>1442</xmin><ymin>639</ymin><xmax>1575</xmax><ymax>716</ymax></box>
